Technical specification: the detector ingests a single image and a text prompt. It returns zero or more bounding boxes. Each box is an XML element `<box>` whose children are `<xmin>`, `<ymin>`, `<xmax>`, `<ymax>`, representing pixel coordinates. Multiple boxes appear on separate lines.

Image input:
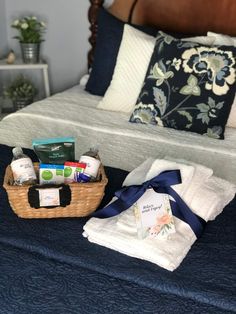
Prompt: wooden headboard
<box><xmin>88</xmin><ymin>0</ymin><xmax>236</xmax><ymax>67</ymax></box>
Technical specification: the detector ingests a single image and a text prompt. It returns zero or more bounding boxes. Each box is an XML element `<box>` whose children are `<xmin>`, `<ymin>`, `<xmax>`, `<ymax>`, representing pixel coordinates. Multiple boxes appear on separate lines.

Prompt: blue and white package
<box><xmin>39</xmin><ymin>164</ymin><xmax>64</xmax><ymax>185</ymax></box>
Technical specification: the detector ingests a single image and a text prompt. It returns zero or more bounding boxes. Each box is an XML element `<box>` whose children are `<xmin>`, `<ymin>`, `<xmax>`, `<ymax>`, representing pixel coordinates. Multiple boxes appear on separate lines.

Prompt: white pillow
<box><xmin>97</xmin><ymin>27</ymin><xmax>215</xmax><ymax>114</ymax></box>
<box><xmin>79</xmin><ymin>73</ymin><xmax>90</xmax><ymax>86</ymax></box>
<box><xmin>182</xmin><ymin>36</ymin><xmax>215</xmax><ymax>45</ymax></box>
<box><xmin>207</xmin><ymin>31</ymin><xmax>236</xmax><ymax>45</ymax></box>
<box><xmin>227</xmin><ymin>97</ymin><xmax>236</xmax><ymax>128</ymax></box>
<box><xmin>207</xmin><ymin>32</ymin><xmax>236</xmax><ymax>128</ymax></box>
<box><xmin>97</xmin><ymin>24</ymin><xmax>156</xmax><ymax>113</ymax></box>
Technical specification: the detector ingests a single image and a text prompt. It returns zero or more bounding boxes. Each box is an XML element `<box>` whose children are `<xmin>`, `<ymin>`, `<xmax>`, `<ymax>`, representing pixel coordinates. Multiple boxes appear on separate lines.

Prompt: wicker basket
<box><xmin>3</xmin><ymin>162</ymin><xmax>108</xmax><ymax>219</ymax></box>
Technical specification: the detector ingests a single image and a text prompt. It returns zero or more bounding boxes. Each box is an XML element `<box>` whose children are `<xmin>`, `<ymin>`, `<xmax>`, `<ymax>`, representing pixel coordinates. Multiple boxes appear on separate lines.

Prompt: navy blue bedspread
<box><xmin>0</xmin><ymin>144</ymin><xmax>235</xmax><ymax>314</ymax></box>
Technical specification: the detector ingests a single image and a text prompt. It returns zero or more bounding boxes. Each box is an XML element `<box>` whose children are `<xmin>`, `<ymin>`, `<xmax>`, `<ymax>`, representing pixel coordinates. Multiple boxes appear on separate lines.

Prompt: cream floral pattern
<box><xmin>149</xmin><ymin>209</ymin><xmax>175</xmax><ymax>238</ymax></box>
<box><xmin>130</xmin><ymin>32</ymin><xmax>236</xmax><ymax>139</ymax></box>
<box><xmin>182</xmin><ymin>47</ymin><xmax>236</xmax><ymax>96</ymax></box>
<box><xmin>196</xmin><ymin>97</ymin><xmax>224</xmax><ymax>124</ymax></box>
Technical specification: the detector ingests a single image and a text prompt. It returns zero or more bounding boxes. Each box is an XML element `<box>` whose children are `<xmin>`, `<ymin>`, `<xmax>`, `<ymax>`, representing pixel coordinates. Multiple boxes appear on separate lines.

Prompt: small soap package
<box><xmin>39</xmin><ymin>164</ymin><xmax>64</xmax><ymax>185</ymax></box>
<box><xmin>64</xmin><ymin>161</ymin><xmax>86</xmax><ymax>184</ymax></box>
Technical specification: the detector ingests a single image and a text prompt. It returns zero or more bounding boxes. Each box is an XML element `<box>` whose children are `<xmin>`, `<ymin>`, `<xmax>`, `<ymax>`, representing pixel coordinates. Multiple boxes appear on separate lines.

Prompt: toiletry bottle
<box><xmin>11</xmin><ymin>147</ymin><xmax>37</xmax><ymax>185</ymax></box>
<box><xmin>83</xmin><ymin>146</ymin><xmax>99</xmax><ymax>158</ymax></box>
<box><xmin>79</xmin><ymin>147</ymin><xmax>101</xmax><ymax>180</ymax></box>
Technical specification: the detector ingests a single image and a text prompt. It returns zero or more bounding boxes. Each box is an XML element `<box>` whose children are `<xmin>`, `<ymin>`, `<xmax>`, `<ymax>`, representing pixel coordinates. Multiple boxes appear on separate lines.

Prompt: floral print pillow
<box><xmin>129</xmin><ymin>32</ymin><xmax>236</xmax><ymax>139</ymax></box>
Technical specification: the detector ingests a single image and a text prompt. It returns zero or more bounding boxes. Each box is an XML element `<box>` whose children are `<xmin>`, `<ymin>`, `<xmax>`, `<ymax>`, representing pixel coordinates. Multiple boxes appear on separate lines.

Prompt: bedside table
<box><xmin>0</xmin><ymin>59</ymin><xmax>50</xmax><ymax>98</ymax></box>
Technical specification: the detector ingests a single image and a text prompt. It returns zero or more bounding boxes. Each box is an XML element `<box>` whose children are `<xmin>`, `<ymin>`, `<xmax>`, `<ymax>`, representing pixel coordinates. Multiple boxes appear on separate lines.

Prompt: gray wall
<box><xmin>0</xmin><ymin>0</ymin><xmax>8</xmax><ymax>97</ymax></box>
<box><xmin>0</xmin><ymin>0</ymin><xmax>8</xmax><ymax>56</ymax></box>
<box><xmin>1</xmin><ymin>0</ymin><xmax>91</xmax><ymax>96</ymax></box>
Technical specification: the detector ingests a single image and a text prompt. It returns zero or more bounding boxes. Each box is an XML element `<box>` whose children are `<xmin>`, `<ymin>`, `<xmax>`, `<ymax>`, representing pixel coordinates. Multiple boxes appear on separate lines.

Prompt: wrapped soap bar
<box><xmin>76</xmin><ymin>172</ymin><xmax>91</xmax><ymax>183</ymax></box>
<box><xmin>64</xmin><ymin>161</ymin><xmax>86</xmax><ymax>183</ymax></box>
<box><xmin>39</xmin><ymin>164</ymin><xmax>64</xmax><ymax>185</ymax></box>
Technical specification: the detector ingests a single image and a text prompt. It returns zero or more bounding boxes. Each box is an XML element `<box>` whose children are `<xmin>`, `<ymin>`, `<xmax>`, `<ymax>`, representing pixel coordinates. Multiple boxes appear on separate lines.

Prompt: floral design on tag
<box><xmin>134</xmin><ymin>188</ymin><xmax>175</xmax><ymax>240</ymax></box>
<box><xmin>149</xmin><ymin>204</ymin><xmax>175</xmax><ymax>239</ymax></box>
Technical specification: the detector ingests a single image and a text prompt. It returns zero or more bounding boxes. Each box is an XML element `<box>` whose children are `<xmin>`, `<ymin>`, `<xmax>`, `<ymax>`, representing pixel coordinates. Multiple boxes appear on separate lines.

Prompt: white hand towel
<box><xmin>163</xmin><ymin>157</ymin><xmax>235</xmax><ymax>219</ymax></box>
<box><xmin>190</xmin><ymin>175</ymin><xmax>236</xmax><ymax>221</ymax></box>
<box><xmin>123</xmin><ymin>158</ymin><xmax>195</xmax><ymax>197</ymax></box>
<box><xmin>164</xmin><ymin>157</ymin><xmax>213</xmax><ymax>204</ymax></box>
<box><xmin>83</xmin><ymin>210</ymin><xmax>195</xmax><ymax>271</ymax></box>
<box><xmin>83</xmin><ymin>159</ymin><xmax>236</xmax><ymax>271</ymax></box>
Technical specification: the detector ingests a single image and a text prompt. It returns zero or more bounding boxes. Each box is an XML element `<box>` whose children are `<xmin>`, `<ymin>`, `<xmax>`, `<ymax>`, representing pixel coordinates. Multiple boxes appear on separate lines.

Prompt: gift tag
<box><xmin>134</xmin><ymin>188</ymin><xmax>175</xmax><ymax>239</ymax></box>
<box><xmin>38</xmin><ymin>188</ymin><xmax>60</xmax><ymax>207</ymax></box>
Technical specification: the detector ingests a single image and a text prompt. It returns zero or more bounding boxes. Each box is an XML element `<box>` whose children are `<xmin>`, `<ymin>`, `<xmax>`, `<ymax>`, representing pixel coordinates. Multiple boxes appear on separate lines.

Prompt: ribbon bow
<box><xmin>93</xmin><ymin>170</ymin><xmax>205</xmax><ymax>238</ymax></box>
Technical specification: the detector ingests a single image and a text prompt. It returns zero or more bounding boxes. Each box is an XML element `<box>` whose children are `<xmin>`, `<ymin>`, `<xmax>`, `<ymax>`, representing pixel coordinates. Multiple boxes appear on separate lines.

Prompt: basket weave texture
<box><xmin>3</xmin><ymin>162</ymin><xmax>108</xmax><ymax>219</ymax></box>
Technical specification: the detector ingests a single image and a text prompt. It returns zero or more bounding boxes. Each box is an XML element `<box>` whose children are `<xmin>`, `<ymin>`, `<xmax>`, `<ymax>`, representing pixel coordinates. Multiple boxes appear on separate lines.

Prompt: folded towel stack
<box><xmin>83</xmin><ymin>158</ymin><xmax>236</xmax><ymax>271</ymax></box>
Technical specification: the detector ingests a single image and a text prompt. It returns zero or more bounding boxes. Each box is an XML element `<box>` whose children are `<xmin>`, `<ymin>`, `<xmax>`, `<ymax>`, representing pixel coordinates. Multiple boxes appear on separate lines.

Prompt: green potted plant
<box><xmin>11</xmin><ymin>16</ymin><xmax>46</xmax><ymax>63</ymax></box>
<box><xmin>4</xmin><ymin>75</ymin><xmax>38</xmax><ymax>111</ymax></box>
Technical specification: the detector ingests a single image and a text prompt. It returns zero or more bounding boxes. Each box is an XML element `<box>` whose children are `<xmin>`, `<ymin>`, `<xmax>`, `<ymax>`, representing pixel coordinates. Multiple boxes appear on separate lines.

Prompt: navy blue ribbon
<box><xmin>93</xmin><ymin>170</ymin><xmax>206</xmax><ymax>238</ymax></box>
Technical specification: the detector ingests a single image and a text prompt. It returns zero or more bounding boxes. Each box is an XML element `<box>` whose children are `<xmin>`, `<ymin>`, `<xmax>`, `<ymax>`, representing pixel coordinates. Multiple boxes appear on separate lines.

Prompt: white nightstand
<box><xmin>0</xmin><ymin>59</ymin><xmax>50</xmax><ymax>98</ymax></box>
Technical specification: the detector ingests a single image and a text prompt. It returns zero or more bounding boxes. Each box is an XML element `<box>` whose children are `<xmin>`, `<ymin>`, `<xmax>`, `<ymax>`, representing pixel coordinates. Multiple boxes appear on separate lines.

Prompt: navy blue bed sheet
<box><xmin>0</xmin><ymin>144</ymin><xmax>235</xmax><ymax>314</ymax></box>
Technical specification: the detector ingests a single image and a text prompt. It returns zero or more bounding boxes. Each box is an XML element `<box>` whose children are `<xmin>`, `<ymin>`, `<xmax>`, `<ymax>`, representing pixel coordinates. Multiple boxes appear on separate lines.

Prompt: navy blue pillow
<box><xmin>85</xmin><ymin>7</ymin><xmax>158</xmax><ymax>96</ymax></box>
<box><xmin>130</xmin><ymin>32</ymin><xmax>236</xmax><ymax>139</ymax></box>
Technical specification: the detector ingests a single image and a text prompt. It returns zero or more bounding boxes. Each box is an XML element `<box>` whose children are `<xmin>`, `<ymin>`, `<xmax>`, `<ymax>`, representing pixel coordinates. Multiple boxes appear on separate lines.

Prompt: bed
<box><xmin>0</xmin><ymin>0</ymin><xmax>236</xmax><ymax>183</ymax></box>
<box><xmin>0</xmin><ymin>0</ymin><xmax>236</xmax><ymax>313</ymax></box>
